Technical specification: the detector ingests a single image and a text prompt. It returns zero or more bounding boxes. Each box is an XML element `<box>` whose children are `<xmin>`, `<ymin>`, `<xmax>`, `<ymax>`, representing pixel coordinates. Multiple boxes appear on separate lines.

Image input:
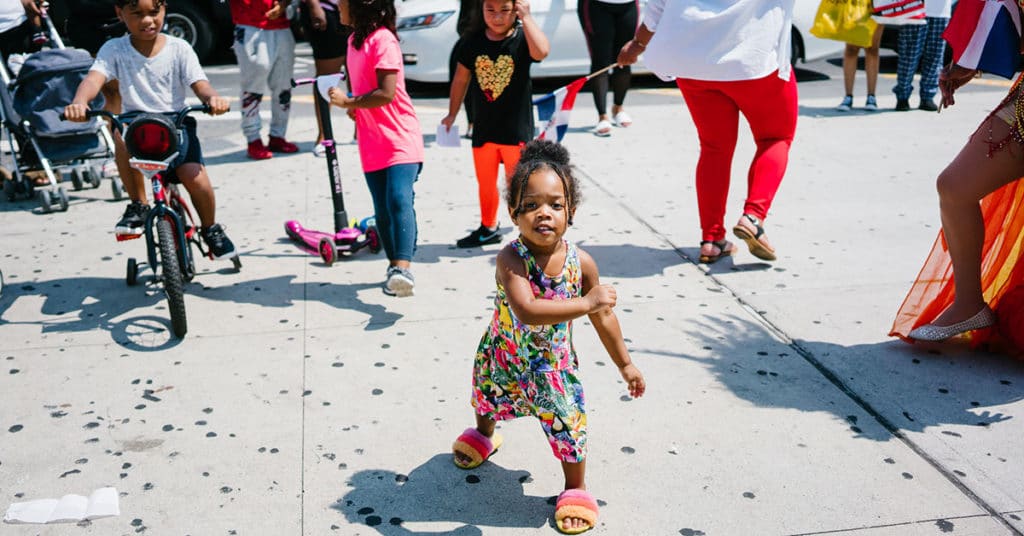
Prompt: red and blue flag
<box><xmin>533</xmin><ymin>76</ymin><xmax>587</xmax><ymax>142</ymax></box>
<box><xmin>943</xmin><ymin>0</ymin><xmax>1022</xmax><ymax>79</ymax></box>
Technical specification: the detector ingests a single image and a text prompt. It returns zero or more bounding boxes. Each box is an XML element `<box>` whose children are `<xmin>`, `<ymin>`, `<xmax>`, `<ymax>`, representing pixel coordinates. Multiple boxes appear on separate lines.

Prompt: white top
<box><xmin>90</xmin><ymin>35</ymin><xmax>207</xmax><ymax>114</ymax></box>
<box><xmin>926</xmin><ymin>0</ymin><xmax>953</xmax><ymax>18</ymax></box>
<box><xmin>0</xmin><ymin>0</ymin><xmax>26</xmax><ymax>34</ymax></box>
<box><xmin>641</xmin><ymin>0</ymin><xmax>795</xmax><ymax>82</ymax></box>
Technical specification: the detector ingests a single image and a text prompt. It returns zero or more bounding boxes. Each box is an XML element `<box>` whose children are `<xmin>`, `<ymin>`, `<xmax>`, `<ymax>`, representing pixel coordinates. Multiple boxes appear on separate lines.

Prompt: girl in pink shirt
<box><xmin>329</xmin><ymin>0</ymin><xmax>424</xmax><ymax>297</ymax></box>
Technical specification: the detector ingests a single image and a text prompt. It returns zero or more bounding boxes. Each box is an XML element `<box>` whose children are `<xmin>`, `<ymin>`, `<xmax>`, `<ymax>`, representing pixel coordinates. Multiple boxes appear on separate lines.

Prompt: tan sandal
<box><xmin>732</xmin><ymin>214</ymin><xmax>777</xmax><ymax>261</ymax></box>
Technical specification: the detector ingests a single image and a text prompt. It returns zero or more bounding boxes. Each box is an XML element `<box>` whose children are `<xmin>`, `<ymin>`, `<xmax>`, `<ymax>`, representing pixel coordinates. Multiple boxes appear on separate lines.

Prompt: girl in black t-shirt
<box><xmin>441</xmin><ymin>0</ymin><xmax>549</xmax><ymax>248</ymax></box>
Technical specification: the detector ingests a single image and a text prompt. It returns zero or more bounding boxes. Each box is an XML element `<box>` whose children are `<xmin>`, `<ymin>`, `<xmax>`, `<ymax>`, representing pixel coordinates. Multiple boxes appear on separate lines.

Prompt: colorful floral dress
<box><xmin>472</xmin><ymin>239</ymin><xmax>588</xmax><ymax>462</ymax></box>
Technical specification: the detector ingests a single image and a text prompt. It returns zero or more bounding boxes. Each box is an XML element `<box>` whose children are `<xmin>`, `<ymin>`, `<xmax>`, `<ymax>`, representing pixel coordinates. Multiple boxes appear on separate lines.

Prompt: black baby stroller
<box><xmin>0</xmin><ymin>47</ymin><xmax>121</xmax><ymax>212</ymax></box>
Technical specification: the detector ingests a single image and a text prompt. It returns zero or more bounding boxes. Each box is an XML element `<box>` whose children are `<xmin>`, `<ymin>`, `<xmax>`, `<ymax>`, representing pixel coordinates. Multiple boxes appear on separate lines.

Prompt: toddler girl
<box><xmin>442</xmin><ymin>0</ymin><xmax>549</xmax><ymax>248</ymax></box>
<box><xmin>451</xmin><ymin>140</ymin><xmax>646</xmax><ymax>534</ymax></box>
<box><xmin>329</xmin><ymin>0</ymin><xmax>423</xmax><ymax>296</ymax></box>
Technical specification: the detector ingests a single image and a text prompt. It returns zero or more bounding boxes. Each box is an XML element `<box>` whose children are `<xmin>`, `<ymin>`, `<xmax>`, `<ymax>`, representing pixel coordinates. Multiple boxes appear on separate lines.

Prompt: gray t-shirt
<box><xmin>91</xmin><ymin>35</ymin><xmax>207</xmax><ymax>113</ymax></box>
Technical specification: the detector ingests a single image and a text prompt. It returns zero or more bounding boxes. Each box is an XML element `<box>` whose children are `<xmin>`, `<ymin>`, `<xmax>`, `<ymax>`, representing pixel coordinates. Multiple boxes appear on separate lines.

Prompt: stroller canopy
<box><xmin>10</xmin><ymin>48</ymin><xmax>104</xmax><ymax>138</ymax></box>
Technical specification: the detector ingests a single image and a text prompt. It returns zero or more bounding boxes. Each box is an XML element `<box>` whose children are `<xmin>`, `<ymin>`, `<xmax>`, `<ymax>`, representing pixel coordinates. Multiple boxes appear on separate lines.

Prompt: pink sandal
<box><xmin>451</xmin><ymin>428</ymin><xmax>503</xmax><ymax>469</ymax></box>
<box><xmin>555</xmin><ymin>489</ymin><xmax>599</xmax><ymax>534</ymax></box>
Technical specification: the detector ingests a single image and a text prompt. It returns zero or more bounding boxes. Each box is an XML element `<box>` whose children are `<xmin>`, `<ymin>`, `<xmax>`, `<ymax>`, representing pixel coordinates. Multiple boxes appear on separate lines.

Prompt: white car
<box><xmin>396</xmin><ymin>0</ymin><xmax>844</xmax><ymax>83</ymax></box>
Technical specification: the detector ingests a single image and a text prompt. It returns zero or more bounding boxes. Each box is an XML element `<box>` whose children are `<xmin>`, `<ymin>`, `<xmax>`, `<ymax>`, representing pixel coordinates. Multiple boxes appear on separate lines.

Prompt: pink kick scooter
<box><xmin>284</xmin><ymin>75</ymin><xmax>380</xmax><ymax>266</ymax></box>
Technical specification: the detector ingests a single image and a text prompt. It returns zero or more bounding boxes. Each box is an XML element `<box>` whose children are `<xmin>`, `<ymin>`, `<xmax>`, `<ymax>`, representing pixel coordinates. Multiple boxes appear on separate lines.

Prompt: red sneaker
<box><xmin>247</xmin><ymin>139</ymin><xmax>273</xmax><ymax>160</ymax></box>
<box><xmin>267</xmin><ymin>136</ymin><xmax>299</xmax><ymax>153</ymax></box>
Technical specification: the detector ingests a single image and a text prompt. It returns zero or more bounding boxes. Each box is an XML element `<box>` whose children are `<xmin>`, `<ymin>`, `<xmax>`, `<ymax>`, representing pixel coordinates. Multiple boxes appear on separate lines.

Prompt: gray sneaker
<box><xmin>384</xmin><ymin>266</ymin><xmax>414</xmax><ymax>297</ymax></box>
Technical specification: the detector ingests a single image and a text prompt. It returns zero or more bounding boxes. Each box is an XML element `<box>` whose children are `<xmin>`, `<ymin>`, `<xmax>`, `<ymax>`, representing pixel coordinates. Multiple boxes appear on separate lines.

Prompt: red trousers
<box><xmin>676</xmin><ymin>72</ymin><xmax>797</xmax><ymax>242</ymax></box>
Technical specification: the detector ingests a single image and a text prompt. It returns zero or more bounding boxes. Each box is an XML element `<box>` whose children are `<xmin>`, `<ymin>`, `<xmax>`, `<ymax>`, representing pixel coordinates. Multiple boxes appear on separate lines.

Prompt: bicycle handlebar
<box><xmin>59</xmin><ymin>104</ymin><xmax>219</xmax><ymax>133</ymax></box>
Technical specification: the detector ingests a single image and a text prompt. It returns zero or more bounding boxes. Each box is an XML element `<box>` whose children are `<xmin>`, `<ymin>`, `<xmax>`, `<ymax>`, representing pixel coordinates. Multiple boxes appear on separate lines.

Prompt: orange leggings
<box><xmin>472</xmin><ymin>143</ymin><xmax>523</xmax><ymax>228</ymax></box>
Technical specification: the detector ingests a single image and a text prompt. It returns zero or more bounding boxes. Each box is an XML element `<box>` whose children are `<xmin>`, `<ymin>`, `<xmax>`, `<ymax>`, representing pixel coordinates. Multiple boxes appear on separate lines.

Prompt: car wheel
<box><xmin>164</xmin><ymin>3</ymin><xmax>215</xmax><ymax>63</ymax></box>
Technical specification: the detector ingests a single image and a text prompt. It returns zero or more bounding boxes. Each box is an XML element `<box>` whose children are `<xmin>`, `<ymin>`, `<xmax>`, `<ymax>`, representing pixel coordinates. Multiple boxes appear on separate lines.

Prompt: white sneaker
<box><xmin>312</xmin><ymin>143</ymin><xmax>326</xmax><ymax>158</ymax></box>
<box><xmin>835</xmin><ymin>95</ymin><xmax>853</xmax><ymax>112</ymax></box>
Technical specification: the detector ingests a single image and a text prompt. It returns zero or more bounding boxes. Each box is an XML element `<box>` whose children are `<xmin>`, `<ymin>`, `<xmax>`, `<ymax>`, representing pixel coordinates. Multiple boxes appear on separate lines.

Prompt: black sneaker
<box><xmin>919</xmin><ymin>98</ymin><xmax>938</xmax><ymax>112</ymax></box>
<box><xmin>895</xmin><ymin>98</ymin><xmax>911</xmax><ymax>112</ymax></box>
<box><xmin>201</xmin><ymin>223</ymin><xmax>238</xmax><ymax>259</ymax></box>
<box><xmin>456</xmin><ymin>225</ymin><xmax>501</xmax><ymax>248</ymax></box>
<box><xmin>383</xmin><ymin>265</ymin><xmax>415</xmax><ymax>297</ymax></box>
<box><xmin>114</xmin><ymin>201</ymin><xmax>149</xmax><ymax>235</ymax></box>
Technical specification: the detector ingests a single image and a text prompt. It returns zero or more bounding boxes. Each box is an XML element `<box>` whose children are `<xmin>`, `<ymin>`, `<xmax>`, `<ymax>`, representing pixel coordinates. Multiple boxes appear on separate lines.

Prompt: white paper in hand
<box><xmin>316</xmin><ymin>73</ymin><xmax>345</xmax><ymax>103</ymax></box>
<box><xmin>436</xmin><ymin>124</ymin><xmax>461</xmax><ymax>148</ymax></box>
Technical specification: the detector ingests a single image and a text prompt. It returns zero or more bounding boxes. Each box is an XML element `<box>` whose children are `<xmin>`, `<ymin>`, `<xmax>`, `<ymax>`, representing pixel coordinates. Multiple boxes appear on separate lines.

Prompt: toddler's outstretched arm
<box><xmin>580</xmin><ymin>249</ymin><xmax>646</xmax><ymax>398</ymax></box>
<box><xmin>498</xmin><ymin>245</ymin><xmax>611</xmax><ymax>325</ymax></box>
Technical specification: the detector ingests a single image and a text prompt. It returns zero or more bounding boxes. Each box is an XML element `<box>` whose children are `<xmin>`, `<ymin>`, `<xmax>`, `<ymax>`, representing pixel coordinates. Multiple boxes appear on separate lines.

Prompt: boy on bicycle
<box><xmin>63</xmin><ymin>0</ymin><xmax>237</xmax><ymax>260</ymax></box>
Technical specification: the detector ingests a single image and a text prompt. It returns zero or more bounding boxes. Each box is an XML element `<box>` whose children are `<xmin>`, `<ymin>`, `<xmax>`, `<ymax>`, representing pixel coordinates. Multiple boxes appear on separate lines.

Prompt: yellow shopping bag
<box><xmin>810</xmin><ymin>0</ymin><xmax>879</xmax><ymax>48</ymax></box>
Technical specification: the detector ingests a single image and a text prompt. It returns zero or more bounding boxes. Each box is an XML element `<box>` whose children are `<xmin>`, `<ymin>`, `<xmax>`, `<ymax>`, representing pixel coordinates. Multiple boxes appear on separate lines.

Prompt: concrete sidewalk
<box><xmin>0</xmin><ymin>75</ymin><xmax>1022</xmax><ymax>535</ymax></box>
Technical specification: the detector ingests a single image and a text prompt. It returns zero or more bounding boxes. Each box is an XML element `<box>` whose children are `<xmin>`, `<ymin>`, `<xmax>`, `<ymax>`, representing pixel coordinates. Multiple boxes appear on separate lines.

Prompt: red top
<box><xmin>229</xmin><ymin>0</ymin><xmax>290</xmax><ymax>30</ymax></box>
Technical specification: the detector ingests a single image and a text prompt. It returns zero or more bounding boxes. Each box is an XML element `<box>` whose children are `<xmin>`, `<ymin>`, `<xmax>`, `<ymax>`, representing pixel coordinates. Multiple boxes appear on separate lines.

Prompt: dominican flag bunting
<box><xmin>871</xmin><ymin>0</ymin><xmax>926</xmax><ymax>25</ymax></box>
<box><xmin>943</xmin><ymin>0</ymin><xmax>1022</xmax><ymax>79</ymax></box>
<box><xmin>533</xmin><ymin>76</ymin><xmax>587</xmax><ymax>142</ymax></box>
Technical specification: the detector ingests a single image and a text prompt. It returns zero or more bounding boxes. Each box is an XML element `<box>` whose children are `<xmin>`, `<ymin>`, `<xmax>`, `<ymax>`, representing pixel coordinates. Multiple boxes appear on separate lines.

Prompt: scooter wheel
<box><xmin>126</xmin><ymin>258</ymin><xmax>138</xmax><ymax>286</ymax></box>
<box><xmin>231</xmin><ymin>256</ymin><xmax>242</xmax><ymax>272</ymax></box>
<box><xmin>319</xmin><ymin>237</ymin><xmax>337</xmax><ymax>267</ymax></box>
<box><xmin>365</xmin><ymin>226</ymin><xmax>382</xmax><ymax>254</ymax></box>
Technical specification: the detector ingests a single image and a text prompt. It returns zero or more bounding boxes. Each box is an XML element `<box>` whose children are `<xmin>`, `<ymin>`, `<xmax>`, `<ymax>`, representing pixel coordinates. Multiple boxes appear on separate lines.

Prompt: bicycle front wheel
<box><xmin>156</xmin><ymin>217</ymin><xmax>188</xmax><ymax>338</ymax></box>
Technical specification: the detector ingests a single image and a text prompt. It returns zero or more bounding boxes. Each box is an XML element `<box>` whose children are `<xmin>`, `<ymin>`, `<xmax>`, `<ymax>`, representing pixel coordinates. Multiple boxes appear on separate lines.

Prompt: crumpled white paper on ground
<box><xmin>3</xmin><ymin>487</ymin><xmax>119</xmax><ymax>524</ymax></box>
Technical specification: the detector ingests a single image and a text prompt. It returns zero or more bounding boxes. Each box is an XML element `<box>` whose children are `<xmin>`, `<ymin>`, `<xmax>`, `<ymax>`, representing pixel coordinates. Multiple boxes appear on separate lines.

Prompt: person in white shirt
<box><xmin>617</xmin><ymin>0</ymin><xmax>796</xmax><ymax>264</ymax></box>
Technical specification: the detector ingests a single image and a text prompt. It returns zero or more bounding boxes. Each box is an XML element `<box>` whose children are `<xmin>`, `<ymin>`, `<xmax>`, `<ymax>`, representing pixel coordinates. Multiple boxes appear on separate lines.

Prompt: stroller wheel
<box><xmin>37</xmin><ymin>189</ymin><xmax>51</xmax><ymax>213</ymax></box>
<box><xmin>70</xmin><ymin>169</ymin><xmax>84</xmax><ymax>191</ymax></box>
<box><xmin>88</xmin><ymin>168</ymin><xmax>102</xmax><ymax>189</ymax></box>
<box><xmin>56</xmin><ymin>187</ymin><xmax>69</xmax><ymax>212</ymax></box>
<box><xmin>111</xmin><ymin>176</ymin><xmax>125</xmax><ymax>201</ymax></box>
<box><xmin>3</xmin><ymin>179</ymin><xmax>14</xmax><ymax>202</ymax></box>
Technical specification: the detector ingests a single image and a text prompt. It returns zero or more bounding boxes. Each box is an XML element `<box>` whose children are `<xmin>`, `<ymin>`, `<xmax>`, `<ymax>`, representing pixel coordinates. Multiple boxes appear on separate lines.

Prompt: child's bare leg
<box><xmin>559</xmin><ymin>460</ymin><xmax>588</xmax><ymax>532</ymax></box>
<box><xmin>114</xmin><ymin>134</ymin><xmax>147</xmax><ymax>204</ymax></box>
<box><xmin>932</xmin><ymin>117</ymin><xmax>1024</xmax><ymax>325</ymax></box>
<box><xmin>864</xmin><ymin>27</ymin><xmax>883</xmax><ymax>96</ymax></box>
<box><xmin>175</xmin><ymin>163</ymin><xmax>216</xmax><ymax>228</ymax></box>
<box><xmin>842</xmin><ymin>44</ymin><xmax>859</xmax><ymax>96</ymax></box>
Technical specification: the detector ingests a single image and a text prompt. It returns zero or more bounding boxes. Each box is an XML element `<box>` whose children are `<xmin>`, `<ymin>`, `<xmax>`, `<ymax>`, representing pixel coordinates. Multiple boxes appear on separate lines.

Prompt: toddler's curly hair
<box><xmin>506</xmin><ymin>139</ymin><xmax>582</xmax><ymax>225</ymax></box>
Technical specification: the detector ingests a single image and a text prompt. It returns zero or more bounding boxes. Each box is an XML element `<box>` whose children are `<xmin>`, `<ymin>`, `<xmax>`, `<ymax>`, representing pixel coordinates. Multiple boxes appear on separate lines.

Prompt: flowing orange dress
<box><xmin>890</xmin><ymin>72</ymin><xmax>1024</xmax><ymax>357</ymax></box>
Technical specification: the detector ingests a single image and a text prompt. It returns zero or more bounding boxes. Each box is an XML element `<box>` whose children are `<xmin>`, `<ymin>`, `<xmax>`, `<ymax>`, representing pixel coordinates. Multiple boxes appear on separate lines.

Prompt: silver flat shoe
<box><xmin>907</xmin><ymin>306</ymin><xmax>997</xmax><ymax>342</ymax></box>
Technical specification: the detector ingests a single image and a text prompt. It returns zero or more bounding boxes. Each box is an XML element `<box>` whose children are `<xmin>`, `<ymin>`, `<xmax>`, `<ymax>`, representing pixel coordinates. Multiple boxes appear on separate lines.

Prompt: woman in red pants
<box><xmin>617</xmin><ymin>0</ymin><xmax>797</xmax><ymax>264</ymax></box>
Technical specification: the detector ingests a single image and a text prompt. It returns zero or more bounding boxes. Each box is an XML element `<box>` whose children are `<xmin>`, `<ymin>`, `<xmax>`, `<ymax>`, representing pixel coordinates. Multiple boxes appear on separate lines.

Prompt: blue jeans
<box><xmin>364</xmin><ymin>163</ymin><xmax>421</xmax><ymax>262</ymax></box>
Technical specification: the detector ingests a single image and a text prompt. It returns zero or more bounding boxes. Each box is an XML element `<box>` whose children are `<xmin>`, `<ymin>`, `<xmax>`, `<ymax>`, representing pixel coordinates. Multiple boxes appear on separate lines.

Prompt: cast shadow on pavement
<box><xmin>332</xmin><ymin>454</ymin><xmax>551</xmax><ymax>535</ymax></box>
<box><xmin>638</xmin><ymin>313</ymin><xmax>1023</xmax><ymax>442</ymax></box>
<box><xmin>0</xmin><ymin>275</ymin><xmax>183</xmax><ymax>349</ymax></box>
<box><xmin>0</xmin><ymin>272</ymin><xmax>403</xmax><ymax>345</ymax></box>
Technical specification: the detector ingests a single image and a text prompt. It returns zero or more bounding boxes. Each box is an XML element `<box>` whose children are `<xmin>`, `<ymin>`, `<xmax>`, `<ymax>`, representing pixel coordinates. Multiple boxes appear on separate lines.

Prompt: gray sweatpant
<box><xmin>233</xmin><ymin>25</ymin><xmax>296</xmax><ymax>142</ymax></box>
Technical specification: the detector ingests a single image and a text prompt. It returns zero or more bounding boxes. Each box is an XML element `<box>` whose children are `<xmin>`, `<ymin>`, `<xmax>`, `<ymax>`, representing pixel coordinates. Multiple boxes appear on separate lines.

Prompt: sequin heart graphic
<box><xmin>475</xmin><ymin>54</ymin><xmax>514</xmax><ymax>102</ymax></box>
